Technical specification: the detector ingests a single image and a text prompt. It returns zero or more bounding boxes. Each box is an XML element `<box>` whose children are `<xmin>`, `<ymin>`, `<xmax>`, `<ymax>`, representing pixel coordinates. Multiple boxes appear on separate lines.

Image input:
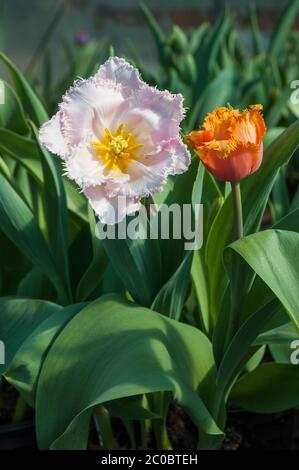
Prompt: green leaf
<box><xmin>0</xmin><ymin>129</ymin><xmax>88</xmax><ymax>222</ymax></box>
<box><xmin>263</xmin><ymin>127</ymin><xmax>285</xmax><ymax>149</ymax></box>
<box><xmin>5</xmin><ymin>302</ymin><xmax>85</xmax><ymax>406</ymax></box>
<box><xmin>229</xmin><ymin>230</ymin><xmax>299</xmax><ymax>330</ymax></box>
<box><xmin>0</xmin><ymin>80</ymin><xmax>28</xmax><ymax>133</ymax></box>
<box><xmin>0</xmin><ymin>52</ymin><xmax>48</xmax><ymax>125</ymax></box>
<box><xmin>36</xmin><ymin>295</ymin><xmax>222</xmax><ymax>449</ymax></box>
<box><xmin>265</xmin><ymin>87</ymin><xmax>291</xmax><ymax>128</ymax></box>
<box><xmin>256</xmin><ymin>321</ymin><xmax>299</xmax><ymax>345</ymax></box>
<box><xmin>188</xmin><ymin>68</ymin><xmax>237</xmax><ymax>130</ymax></box>
<box><xmin>249</xmin><ymin>2</ymin><xmax>263</xmax><ymax>55</ymax></box>
<box><xmin>0</xmin><ymin>173</ymin><xmax>62</xmax><ymax>295</ymax></box>
<box><xmin>271</xmin><ymin>167</ymin><xmax>289</xmax><ymax>222</ymax></box>
<box><xmin>30</xmin><ymin>122</ymin><xmax>72</xmax><ymax>304</ymax></box>
<box><xmin>0</xmin><ymin>297</ymin><xmax>61</xmax><ymax>376</ymax></box>
<box><xmin>151</xmin><ymin>251</ymin><xmax>193</xmax><ymax>320</ymax></box>
<box><xmin>268</xmin><ymin>0</ymin><xmax>299</xmax><ymax>57</ymax></box>
<box><xmin>75</xmin><ymin>205</ymin><xmax>108</xmax><ymax>301</ymax></box>
<box><xmin>139</xmin><ymin>2</ymin><xmax>166</xmax><ymax>61</ymax></box>
<box><xmin>102</xmin><ymin>219</ymin><xmax>161</xmax><ymax>307</ymax></box>
<box><xmin>216</xmin><ymin>300</ymin><xmax>282</xmax><ymax>394</ymax></box>
<box><xmin>230</xmin><ymin>363</ymin><xmax>299</xmax><ymax>413</ymax></box>
<box><xmin>17</xmin><ymin>268</ymin><xmax>56</xmax><ymax>300</ymax></box>
<box><xmin>157</xmin><ymin>158</ymin><xmax>199</xmax><ymax>283</ymax></box>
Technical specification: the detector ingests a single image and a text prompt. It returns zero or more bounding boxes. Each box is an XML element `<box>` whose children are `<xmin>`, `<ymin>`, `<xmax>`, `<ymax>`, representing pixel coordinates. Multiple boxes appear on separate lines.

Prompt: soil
<box><xmin>0</xmin><ymin>381</ymin><xmax>19</xmax><ymax>425</ymax></box>
<box><xmin>0</xmin><ymin>379</ymin><xmax>34</xmax><ymax>425</ymax></box>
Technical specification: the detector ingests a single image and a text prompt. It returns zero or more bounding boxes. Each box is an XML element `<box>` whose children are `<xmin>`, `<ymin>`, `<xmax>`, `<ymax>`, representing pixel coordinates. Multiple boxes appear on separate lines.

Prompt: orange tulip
<box><xmin>187</xmin><ymin>105</ymin><xmax>267</xmax><ymax>182</ymax></box>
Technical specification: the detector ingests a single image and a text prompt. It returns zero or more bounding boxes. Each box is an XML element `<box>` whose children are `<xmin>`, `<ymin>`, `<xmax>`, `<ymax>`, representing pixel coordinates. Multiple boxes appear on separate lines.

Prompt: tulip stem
<box><xmin>231</xmin><ymin>182</ymin><xmax>243</xmax><ymax>240</ymax></box>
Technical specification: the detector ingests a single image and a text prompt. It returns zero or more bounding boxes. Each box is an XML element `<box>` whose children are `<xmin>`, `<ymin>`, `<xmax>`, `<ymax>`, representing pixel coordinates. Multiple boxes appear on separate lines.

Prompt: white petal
<box><xmin>39</xmin><ymin>111</ymin><xmax>69</xmax><ymax>158</ymax></box>
<box><xmin>60</xmin><ymin>79</ymin><xmax>126</xmax><ymax>147</ymax></box>
<box><xmin>84</xmin><ymin>186</ymin><xmax>140</xmax><ymax>225</ymax></box>
<box><xmin>64</xmin><ymin>144</ymin><xmax>130</xmax><ymax>188</ymax></box>
<box><xmin>105</xmin><ymin>138</ymin><xmax>191</xmax><ymax>198</ymax></box>
<box><xmin>152</xmin><ymin>139</ymin><xmax>191</xmax><ymax>175</ymax></box>
<box><xmin>94</xmin><ymin>56</ymin><xmax>143</xmax><ymax>92</ymax></box>
<box><xmin>123</xmin><ymin>85</ymin><xmax>185</xmax><ymax>142</ymax></box>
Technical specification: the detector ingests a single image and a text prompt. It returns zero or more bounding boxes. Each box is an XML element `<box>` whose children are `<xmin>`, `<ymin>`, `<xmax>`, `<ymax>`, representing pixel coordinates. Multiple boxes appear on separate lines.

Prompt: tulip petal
<box><xmin>39</xmin><ymin>111</ymin><xmax>69</xmax><ymax>158</ymax></box>
<box><xmin>105</xmin><ymin>138</ymin><xmax>190</xmax><ymax>197</ymax></box>
<box><xmin>64</xmin><ymin>144</ymin><xmax>130</xmax><ymax>187</ymax></box>
<box><xmin>84</xmin><ymin>185</ymin><xmax>140</xmax><ymax>225</ymax></box>
<box><xmin>95</xmin><ymin>56</ymin><xmax>143</xmax><ymax>92</ymax></box>
<box><xmin>60</xmin><ymin>80</ymin><xmax>126</xmax><ymax>148</ymax></box>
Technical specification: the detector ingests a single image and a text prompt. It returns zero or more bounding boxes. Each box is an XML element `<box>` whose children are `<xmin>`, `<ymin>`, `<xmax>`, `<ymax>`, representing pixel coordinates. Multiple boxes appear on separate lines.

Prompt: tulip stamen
<box><xmin>91</xmin><ymin>122</ymin><xmax>144</xmax><ymax>172</ymax></box>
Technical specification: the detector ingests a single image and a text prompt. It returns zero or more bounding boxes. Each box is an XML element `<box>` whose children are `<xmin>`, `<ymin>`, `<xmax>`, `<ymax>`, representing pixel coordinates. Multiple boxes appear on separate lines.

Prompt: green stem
<box><xmin>12</xmin><ymin>394</ymin><xmax>28</xmax><ymax>423</ymax></box>
<box><xmin>151</xmin><ymin>392</ymin><xmax>172</xmax><ymax>450</ymax></box>
<box><xmin>123</xmin><ymin>420</ymin><xmax>137</xmax><ymax>449</ymax></box>
<box><xmin>93</xmin><ymin>406</ymin><xmax>114</xmax><ymax>450</ymax></box>
<box><xmin>140</xmin><ymin>419</ymin><xmax>150</xmax><ymax>449</ymax></box>
<box><xmin>231</xmin><ymin>181</ymin><xmax>243</xmax><ymax>240</ymax></box>
<box><xmin>144</xmin><ymin>194</ymin><xmax>155</xmax><ymax>220</ymax></box>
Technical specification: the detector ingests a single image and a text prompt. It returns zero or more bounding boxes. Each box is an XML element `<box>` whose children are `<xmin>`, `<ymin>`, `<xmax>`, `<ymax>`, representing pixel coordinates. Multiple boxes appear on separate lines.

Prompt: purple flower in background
<box><xmin>74</xmin><ymin>30</ymin><xmax>89</xmax><ymax>46</ymax></box>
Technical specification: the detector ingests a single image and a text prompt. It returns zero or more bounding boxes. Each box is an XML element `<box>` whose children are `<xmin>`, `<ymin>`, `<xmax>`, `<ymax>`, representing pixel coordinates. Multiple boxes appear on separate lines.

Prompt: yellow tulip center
<box><xmin>91</xmin><ymin>123</ymin><xmax>144</xmax><ymax>172</ymax></box>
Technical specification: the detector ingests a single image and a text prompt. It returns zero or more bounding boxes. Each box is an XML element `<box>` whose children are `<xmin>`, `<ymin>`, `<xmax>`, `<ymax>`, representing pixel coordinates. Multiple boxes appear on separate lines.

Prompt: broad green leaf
<box><xmin>193</xmin><ymin>7</ymin><xmax>232</xmax><ymax>96</ymax></box>
<box><xmin>188</xmin><ymin>68</ymin><xmax>238</xmax><ymax>130</ymax></box>
<box><xmin>229</xmin><ymin>230</ymin><xmax>299</xmax><ymax>330</ymax></box>
<box><xmin>30</xmin><ymin>123</ymin><xmax>72</xmax><ymax>304</ymax></box>
<box><xmin>289</xmin><ymin>100</ymin><xmax>299</xmax><ymax>119</ymax></box>
<box><xmin>230</xmin><ymin>363</ymin><xmax>299</xmax><ymax>413</ymax></box>
<box><xmin>263</xmin><ymin>127</ymin><xmax>285</xmax><ymax>149</ymax></box>
<box><xmin>255</xmin><ymin>321</ymin><xmax>299</xmax><ymax>345</ymax></box>
<box><xmin>271</xmin><ymin>167</ymin><xmax>289</xmax><ymax>222</ymax></box>
<box><xmin>0</xmin><ymin>297</ymin><xmax>61</xmax><ymax>376</ymax></box>
<box><xmin>0</xmin><ymin>80</ymin><xmax>28</xmax><ymax>133</ymax></box>
<box><xmin>17</xmin><ymin>268</ymin><xmax>56</xmax><ymax>301</ymax></box>
<box><xmin>0</xmin><ymin>173</ymin><xmax>62</xmax><ymax>295</ymax></box>
<box><xmin>265</xmin><ymin>87</ymin><xmax>291</xmax><ymax>128</ymax></box>
<box><xmin>191</xmin><ymin>249</ymin><xmax>210</xmax><ymax>335</ymax></box>
<box><xmin>0</xmin><ymin>52</ymin><xmax>48</xmax><ymax>125</ymax></box>
<box><xmin>36</xmin><ymin>294</ymin><xmax>222</xmax><ymax>449</ymax></box>
<box><xmin>151</xmin><ymin>251</ymin><xmax>192</xmax><ymax>320</ymax></box>
<box><xmin>75</xmin><ymin>205</ymin><xmax>108</xmax><ymax>301</ymax></box>
<box><xmin>5</xmin><ymin>302</ymin><xmax>85</xmax><ymax>406</ymax></box>
<box><xmin>269</xmin><ymin>344</ymin><xmax>294</xmax><ymax>364</ymax></box>
<box><xmin>102</xmin><ymin>220</ymin><xmax>161</xmax><ymax>307</ymax></box>
<box><xmin>239</xmin><ymin>207</ymin><xmax>299</xmax><ymax>322</ymax></box>
<box><xmin>216</xmin><ymin>300</ymin><xmax>282</xmax><ymax>394</ymax></box>
<box><xmin>158</xmin><ymin>158</ymin><xmax>199</xmax><ymax>283</ymax></box>
<box><xmin>0</xmin><ymin>129</ymin><xmax>87</xmax><ymax>221</ymax></box>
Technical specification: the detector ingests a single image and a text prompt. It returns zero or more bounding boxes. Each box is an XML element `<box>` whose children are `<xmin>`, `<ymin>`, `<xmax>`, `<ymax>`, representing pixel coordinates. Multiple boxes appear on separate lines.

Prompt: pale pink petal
<box><xmin>157</xmin><ymin>138</ymin><xmax>191</xmax><ymax>176</ymax></box>
<box><xmin>105</xmin><ymin>138</ymin><xmax>190</xmax><ymax>198</ymax></box>
<box><xmin>94</xmin><ymin>56</ymin><xmax>143</xmax><ymax>92</ymax></box>
<box><xmin>64</xmin><ymin>144</ymin><xmax>130</xmax><ymax>188</ymax></box>
<box><xmin>84</xmin><ymin>186</ymin><xmax>140</xmax><ymax>225</ymax></box>
<box><xmin>60</xmin><ymin>80</ymin><xmax>126</xmax><ymax>147</ymax></box>
<box><xmin>123</xmin><ymin>85</ymin><xmax>185</xmax><ymax>142</ymax></box>
<box><xmin>39</xmin><ymin>111</ymin><xmax>69</xmax><ymax>159</ymax></box>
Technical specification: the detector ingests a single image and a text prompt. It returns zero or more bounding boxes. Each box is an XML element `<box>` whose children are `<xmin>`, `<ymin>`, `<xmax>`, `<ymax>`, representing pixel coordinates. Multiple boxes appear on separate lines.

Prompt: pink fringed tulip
<box><xmin>39</xmin><ymin>57</ymin><xmax>191</xmax><ymax>224</ymax></box>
